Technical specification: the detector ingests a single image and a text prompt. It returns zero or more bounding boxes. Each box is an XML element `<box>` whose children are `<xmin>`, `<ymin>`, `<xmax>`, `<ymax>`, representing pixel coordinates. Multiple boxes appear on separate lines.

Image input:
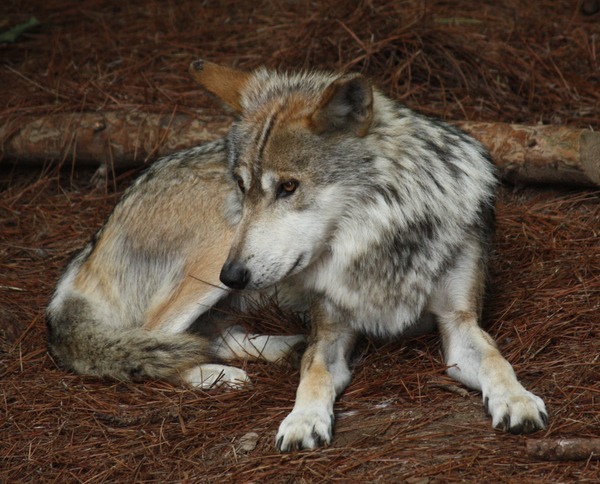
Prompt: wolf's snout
<box><xmin>220</xmin><ymin>260</ymin><xmax>251</xmax><ymax>290</ymax></box>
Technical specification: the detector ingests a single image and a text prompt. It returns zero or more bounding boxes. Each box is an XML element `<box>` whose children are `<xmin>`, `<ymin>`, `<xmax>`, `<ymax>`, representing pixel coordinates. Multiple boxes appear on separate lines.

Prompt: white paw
<box><xmin>184</xmin><ymin>364</ymin><xmax>250</xmax><ymax>389</ymax></box>
<box><xmin>484</xmin><ymin>388</ymin><xmax>548</xmax><ymax>434</ymax></box>
<box><xmin>275</xmin><ymin>407</ymin><xmax>334</xmax><ymax>452</ymax></box>
<box><xmin>215</xmin><ymin>328</ymin><xmax>306</xmax><ymax>365</ymax></box>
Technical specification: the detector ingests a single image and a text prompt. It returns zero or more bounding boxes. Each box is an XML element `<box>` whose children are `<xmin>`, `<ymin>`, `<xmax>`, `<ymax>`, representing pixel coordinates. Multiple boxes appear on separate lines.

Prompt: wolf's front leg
<box><xmin>438</xmin><ymin>310</ymin><xmax>548</xmax><ymax>433</ymax></box>
<box><xmin>431</xmin><ymin>247</ymin><xmax>548</xmax><ymax>434</ymax></box>
<box><xmin>275</xmin><ymin>301</ymin><xmax>356</xmax><ymax>451</ymax></box>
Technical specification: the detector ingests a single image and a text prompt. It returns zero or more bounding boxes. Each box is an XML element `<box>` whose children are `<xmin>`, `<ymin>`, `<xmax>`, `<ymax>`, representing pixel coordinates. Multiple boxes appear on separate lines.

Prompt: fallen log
<box><xmin>1</xmin><ymin>111</ymin><xmax>598</xmax><ymax>187</ymax></box>
<box><xmin>0</xmin><ymin>110</ymin><xmax>231</xmax><ymax>169</ymax></box>
<box><xmin>526</xmin><ymin>438</ymin><xmax>600</xmax><ymax>461</ymax></box>
<box><xmin>457</xmin><ymin>122</ymin><xmax>600</xmax><ymax>187</ymax></box>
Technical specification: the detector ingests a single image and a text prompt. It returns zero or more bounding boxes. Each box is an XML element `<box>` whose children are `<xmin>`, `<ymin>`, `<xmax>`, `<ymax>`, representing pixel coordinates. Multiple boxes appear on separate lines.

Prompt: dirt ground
<box><xmin>1</xmin><ymin>1</ymin><xmax>599</xmax><ymax>482</ymax></box>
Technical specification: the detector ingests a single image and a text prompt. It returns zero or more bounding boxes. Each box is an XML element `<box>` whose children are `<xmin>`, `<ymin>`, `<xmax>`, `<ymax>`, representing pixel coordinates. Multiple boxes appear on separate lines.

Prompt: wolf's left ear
<box><xmin>311</xmin><ymin>74</ymin><xmax>373</xmax><ymax>137</ymax></box>
<box><xmin>189</xmin><ymin>60</ymin><xmax>251</xmax><ymax>113</ymax></box>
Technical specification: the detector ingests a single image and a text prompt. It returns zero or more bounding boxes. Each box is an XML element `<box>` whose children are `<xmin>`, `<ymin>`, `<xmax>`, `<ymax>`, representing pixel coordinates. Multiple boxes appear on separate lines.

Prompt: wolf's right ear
<box><xmin>190</xmin><ymin>60</ymin><xmax>251</xmax><ymax>113</ymax></box>
<box><xmin>311</xmin><ymin>74</ymin><xmax>373</xmax><ymax>137</ymax></box>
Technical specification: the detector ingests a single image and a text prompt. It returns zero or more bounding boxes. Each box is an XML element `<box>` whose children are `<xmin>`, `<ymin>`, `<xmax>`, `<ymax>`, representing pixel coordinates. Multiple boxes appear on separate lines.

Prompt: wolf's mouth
<box><xmin>286</xmin><ymin>254</ymin><xmax>304</xmax><ymax>278</ymax></box>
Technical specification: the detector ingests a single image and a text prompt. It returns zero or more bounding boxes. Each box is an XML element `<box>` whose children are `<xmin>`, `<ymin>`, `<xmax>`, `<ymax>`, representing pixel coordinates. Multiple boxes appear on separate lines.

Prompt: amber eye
<box><xmin>277</xmin><ymin>180</ymin><xmax>299</xmax><ymax>198</ymax></box>
<box><xmin>235</xmin><ymin>177</ymin><xmax>245</xmax><ymax>194</ymax></box>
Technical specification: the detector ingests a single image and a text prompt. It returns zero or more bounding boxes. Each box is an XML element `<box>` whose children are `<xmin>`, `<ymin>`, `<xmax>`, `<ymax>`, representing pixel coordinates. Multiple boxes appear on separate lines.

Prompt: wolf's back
<box><xmin>46</xmin><ymin>140</ymin><xmax>235</xmax><ymax>382</ymax></box>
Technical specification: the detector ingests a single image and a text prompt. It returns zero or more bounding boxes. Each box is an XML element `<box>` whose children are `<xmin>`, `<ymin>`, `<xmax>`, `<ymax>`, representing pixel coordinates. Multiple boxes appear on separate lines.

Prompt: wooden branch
<box><xmin>457</xmin><ymin>122</ymin><xmax>600</xmax><ymax>187</ymax></box>
<box><xmin>526</xmin><ymin>438</ymin><xmax>600</xmax><ymax>461</ymax></box>
<box><xmin>1</xmin><ymin>111</ymin><xmax>598</xmax><ymax>187</ymax></box>
<box><xmin>0</xmin><ymin>111</ymin><xmax>231</xmax><ymax>169</ymax></box>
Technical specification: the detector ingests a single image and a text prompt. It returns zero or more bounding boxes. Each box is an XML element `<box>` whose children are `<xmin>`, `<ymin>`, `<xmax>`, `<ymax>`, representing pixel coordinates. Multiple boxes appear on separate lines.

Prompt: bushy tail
<box><xmin>47</xmin><ymin>296</ymin><xmax>212</xmax><ymax>383</ymax></box>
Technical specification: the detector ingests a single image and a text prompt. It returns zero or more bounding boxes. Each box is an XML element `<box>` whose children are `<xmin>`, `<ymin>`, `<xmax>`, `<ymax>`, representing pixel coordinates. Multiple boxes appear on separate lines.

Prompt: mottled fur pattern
<box><xmin>190</xmin><ymin>60</ymin><xmax>548</xmax><ymax>451</ymax></box>
<box><xmin>47</xmin><ymin>140</ymin><xmax>305</xmax><ymax>387</ymax></box>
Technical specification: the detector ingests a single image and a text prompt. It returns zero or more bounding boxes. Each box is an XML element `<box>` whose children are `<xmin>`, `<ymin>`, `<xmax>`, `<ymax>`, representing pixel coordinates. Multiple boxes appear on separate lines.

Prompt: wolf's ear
<box><xmin>311</xmin><ymin>74</ymin><xmax>373</xmax><ymax>137</ymax></box>
<box><xmin>189</xmin><ymin>60</ymin><xmax>251</xmax><ymax>113</ymax></box>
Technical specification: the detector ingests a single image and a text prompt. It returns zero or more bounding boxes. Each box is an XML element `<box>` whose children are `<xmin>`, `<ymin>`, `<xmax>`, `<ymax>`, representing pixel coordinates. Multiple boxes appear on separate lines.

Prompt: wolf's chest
<box><xmin>302</xmin><ymin>253</ymin><xmax>432</xmax><ymax>336</ymax></box>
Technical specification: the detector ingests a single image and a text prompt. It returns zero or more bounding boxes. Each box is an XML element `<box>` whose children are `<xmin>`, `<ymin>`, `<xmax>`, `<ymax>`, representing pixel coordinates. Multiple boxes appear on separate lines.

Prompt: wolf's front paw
<box><xmin>275</xmin><ymin>408</ymin><xmax>334</xmax><ymax>451</ymax></box>
<box><xmin>484</xmin><ymin>388</ymin><xmax>548</xmax><ymax>434</ymax></box>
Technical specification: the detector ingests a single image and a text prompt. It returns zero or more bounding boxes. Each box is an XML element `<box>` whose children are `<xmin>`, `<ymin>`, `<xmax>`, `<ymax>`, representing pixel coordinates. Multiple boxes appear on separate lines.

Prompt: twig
<box><xmin>526</xmin><ymin>438</ymin><xmax>600</xmax><ymax>461</ymax></box>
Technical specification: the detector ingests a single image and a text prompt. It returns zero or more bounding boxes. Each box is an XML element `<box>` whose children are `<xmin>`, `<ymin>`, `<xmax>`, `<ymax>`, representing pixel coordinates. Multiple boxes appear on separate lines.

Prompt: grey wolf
<box><xmin>190</xmin><ymin>60</ymin><xmax>548</xmax><ymax>451</ymax></box>
<box><xmin>47</xmin><ymin>140</ymin><xmax>305</xmax><ymax>387</ymax></box>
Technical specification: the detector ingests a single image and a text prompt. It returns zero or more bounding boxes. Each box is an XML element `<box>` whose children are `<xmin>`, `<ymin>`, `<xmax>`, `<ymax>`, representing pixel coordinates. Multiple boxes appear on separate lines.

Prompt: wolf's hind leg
<box><xmin>144</xmin><ymin>273</ymin><xmax>229</xmax><ymax>335</ymax></box>
<box><xmin>214</xmin><ymin>325</ymin><xmax>306</xmax><ymax>367</ymax></box>
<box><xmin>429</xmin><ymin>244</ymin><xmax>548</xmax><ymax>434</ymax></box>
<box><xmin>184</xmin><ymin>327</ymin><xmax>306</xmax><ymax>389</ymax></box>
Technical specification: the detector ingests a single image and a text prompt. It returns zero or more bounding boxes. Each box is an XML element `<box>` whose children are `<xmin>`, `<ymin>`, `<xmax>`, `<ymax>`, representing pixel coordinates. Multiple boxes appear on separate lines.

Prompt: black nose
<box><xmin>220</xmin><ymin>260</ymin><xmax>251</xmax><ymax>290</ymax></box>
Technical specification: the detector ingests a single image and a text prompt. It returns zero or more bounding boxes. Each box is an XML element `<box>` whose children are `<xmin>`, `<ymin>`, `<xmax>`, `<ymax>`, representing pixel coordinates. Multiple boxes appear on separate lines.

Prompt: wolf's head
<box><xmin>191</xmin><ymin>60</ymin><xmax>374</xmax><ymax>290</ymax></box>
